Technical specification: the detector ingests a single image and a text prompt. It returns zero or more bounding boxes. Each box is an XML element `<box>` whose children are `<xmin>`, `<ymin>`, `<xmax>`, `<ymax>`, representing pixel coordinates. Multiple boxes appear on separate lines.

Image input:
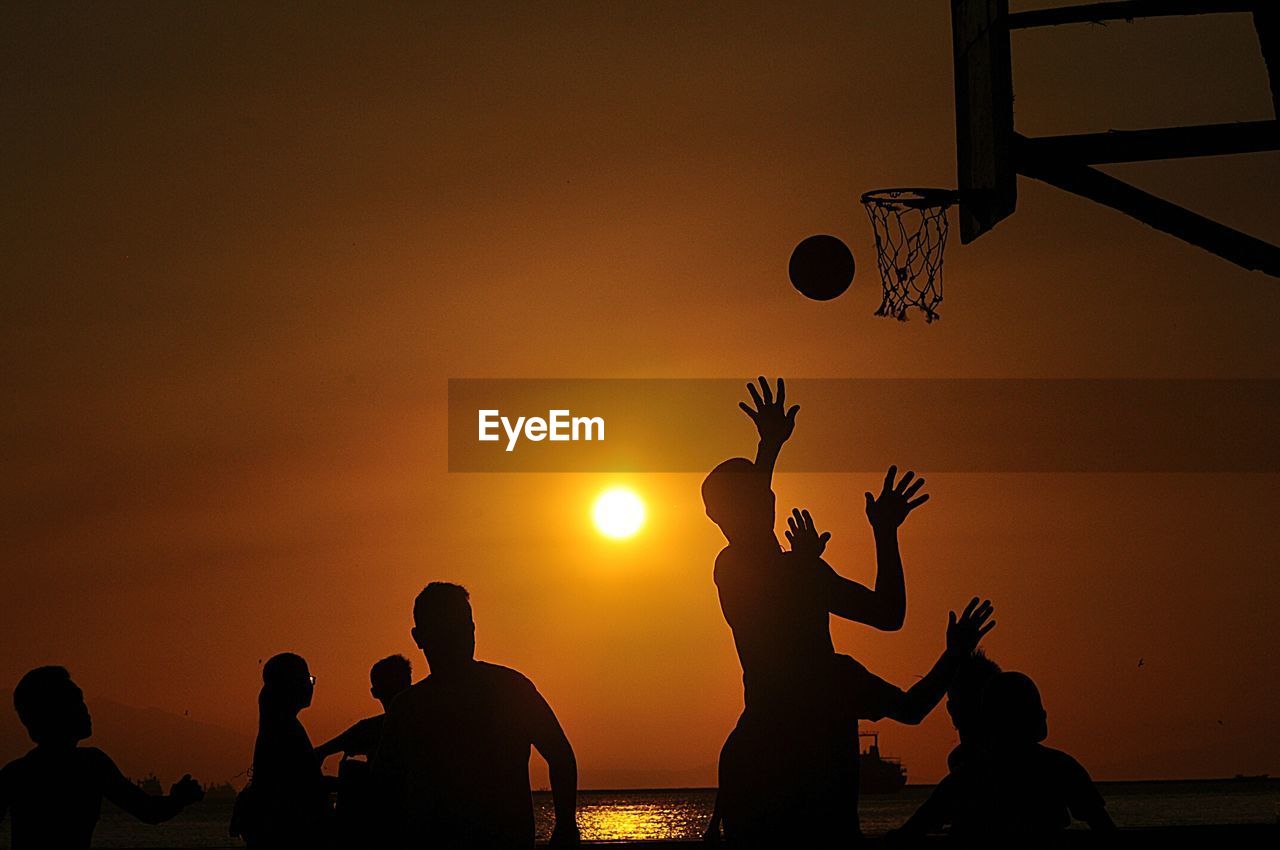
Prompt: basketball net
<box><xmin>861</xmin><ymin>189</ymin><xmax>955</xmax><ymax>322</ymax></box>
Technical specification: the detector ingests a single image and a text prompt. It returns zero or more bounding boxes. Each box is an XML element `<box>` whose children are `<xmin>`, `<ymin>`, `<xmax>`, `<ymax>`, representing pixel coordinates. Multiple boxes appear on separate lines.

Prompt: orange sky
<box><xmin>2</xmin><ymin>2</ymin><xmax>1278</xmax><ymax>786</ymax></box>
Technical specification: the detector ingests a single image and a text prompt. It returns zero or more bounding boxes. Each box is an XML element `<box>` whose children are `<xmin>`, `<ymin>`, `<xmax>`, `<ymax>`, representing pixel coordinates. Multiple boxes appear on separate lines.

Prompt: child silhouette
<box><xmin>0</xmin><ymin>666</ymin><xmax>204</xmax><ymax>850</ymax></box>
<box><xmin>979</xmin><ymin>671</ymin><xmax>1116</xmax><ymax>842</ymax></box>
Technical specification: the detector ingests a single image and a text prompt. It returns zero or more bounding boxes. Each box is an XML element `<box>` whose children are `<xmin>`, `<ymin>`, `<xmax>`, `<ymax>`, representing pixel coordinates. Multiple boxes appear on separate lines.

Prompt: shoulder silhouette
<box><xmin>704</xmin><ymin>379</ymin><xmax>992</xmax><ymax>846</ymax></box>
<box><xmin>372</xmin><ymin>582</ymin><xmax>580</xmax><ymax>849</ymax></box>
<box><xmin>0</xmin><ymin>666</ymin><xmax>203</xmax><ymax>850</ymax></box>
<box><xmin>232</xmin><ymin>653</ymin><xmax>330</xmax><ymax>849</ymax></box>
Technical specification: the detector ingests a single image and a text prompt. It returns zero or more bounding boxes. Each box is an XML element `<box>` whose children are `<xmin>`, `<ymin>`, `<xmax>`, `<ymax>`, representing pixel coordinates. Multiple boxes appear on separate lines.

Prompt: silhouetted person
<box><xmin>890</xmin><ymin>669</ymin><xmax>1114</xmax><ymax>847</ymax></box>
<box><xmin>373</xmin><ymin>582</ymin><xmax>580</xmax><ymax>849</ymax></box>
<box><xmin>979</xmin><ymin>671</ymin><xmax>1116</xmax><ymax>843</ymax></box>
<box><xmin>0</xmin><ymin>666</ymin><xmax>203</xmax><ymax>849</ymax></box>
<box><xmin>704</xmin><ymin>378</ymin><xmax>943</xmax><ymax>844</ymax></box>
<box><xmin>715</xmin><ymin>591</ymin><xmax>995</xmax><ymax>846</ymax></box>
<box><xmin>315</xmin><ymin>654</ymin><xmax>412</xmax><ymax>764</ymax></box>
<box><xmin>233</xmin><ymin>653</ymin><xmax>330</xmax><ymax>849</ymax></box>
<box><xmin>315</xmin><ymin>655</ymin><xmax>412</xmax><ymax>846</ymax></box>
<box><xmin>887</xmin><ymin>650</ymin><xmax>1002</xmax><ymax>841</ymax></box>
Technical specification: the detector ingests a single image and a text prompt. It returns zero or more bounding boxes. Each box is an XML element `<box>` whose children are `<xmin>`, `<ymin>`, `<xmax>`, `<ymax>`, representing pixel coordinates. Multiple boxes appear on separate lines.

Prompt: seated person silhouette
<box><xmin>0</xmin><ymin>666</ymin><xmax>204</xmax><ymax>850</ymax></box>
<box><xmin>233</xmin><ymin>653</ymin><xmax>330</xmax><ymax>849</ymax></box>
<box><xmin>978</xmin><ymin>671</ymin><xmax>1116</xmax><ymax>843</ymax></box>
<box><xmin>315</xmin><ymin>654</ymin><xmax>412</xmax><ymax>765</ymax></box>
<box><xmin>703</xmin><ymin>376</ymin><xmax>994</xmax><ymax>845</ymax></box>
<box><xmin>373</xmin><ymin>583</ymin><xmax>580</xmax><ymax>849</ymax></box>
<box><xmin>886</xmin><ymin>649</ymin><xmax>1002</xmax><ymax>841</ymax></box>
<box><xmin>891</xmin><ymin>669</ymin><xmax>1115</xmax><ymax>847</ymax></box>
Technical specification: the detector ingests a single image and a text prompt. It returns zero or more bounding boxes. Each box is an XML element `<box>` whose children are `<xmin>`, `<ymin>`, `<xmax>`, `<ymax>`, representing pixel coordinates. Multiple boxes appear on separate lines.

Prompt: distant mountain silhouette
<box><xmin>0</xmin><ymin>690</ymin><xmax>252</xmax><ymax>787</ymax></box>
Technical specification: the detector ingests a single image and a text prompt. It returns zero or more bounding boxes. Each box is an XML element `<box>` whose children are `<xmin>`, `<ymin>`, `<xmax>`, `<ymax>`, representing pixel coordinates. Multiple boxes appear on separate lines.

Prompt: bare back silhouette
<box><xmin>703</xmin><ymin>378</ymin><xmax>994</xmax><ymax>845</ymax></box>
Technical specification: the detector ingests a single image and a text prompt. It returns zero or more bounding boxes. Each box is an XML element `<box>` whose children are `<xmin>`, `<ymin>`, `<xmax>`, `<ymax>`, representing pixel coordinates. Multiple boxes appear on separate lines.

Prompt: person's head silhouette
<box><xmin>259</xmin><ymin>653</ymin><xmax>315</xmax><ymax>717</ymax></box>
<box><xmin>983</xmin><ymin>671</ymin><xmax>1049</xmax><ymax>745</ymax></box>
<box><xmin>370</xmin><ymin>654</ymin><xmax>412</xmax><ymax>710</ymax></box>
<box><xmin>412</xmin><ymin>582</ymin><xmax>475</xmax><ymax>673</ymax></box>
<box><xmin>946</xmin><ymin>649</ymin><xmax>1001</xmax><ymax>740</ymax></box>
<box><xmin>13</xmin><ymin>666</ymin><xmax>92</xmax><ymax>747</ymax></box>
<box><xmin>702</xmin><ymin>458</ymin><xmax>775</xmax><ymax>544</ymax></box>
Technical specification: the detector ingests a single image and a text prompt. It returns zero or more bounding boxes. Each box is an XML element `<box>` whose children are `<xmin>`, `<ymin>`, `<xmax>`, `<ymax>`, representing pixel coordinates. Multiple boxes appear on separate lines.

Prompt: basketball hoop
<box><xmin>860</xmin><ymin>188</ymin><xmax>957</xmax><ymax>323</ymax></box>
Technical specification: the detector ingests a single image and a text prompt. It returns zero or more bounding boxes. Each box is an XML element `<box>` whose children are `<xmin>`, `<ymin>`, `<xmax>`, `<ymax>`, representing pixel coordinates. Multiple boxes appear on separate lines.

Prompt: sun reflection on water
<box><xmin>577</xmin><ymin>802</ymin><xmax>687</xmax><ymax>840</ymax></box>
<box><xmin>535</xmin><ymin>790</ymin><xmax>716</xmax><ymax>841</ymax></box>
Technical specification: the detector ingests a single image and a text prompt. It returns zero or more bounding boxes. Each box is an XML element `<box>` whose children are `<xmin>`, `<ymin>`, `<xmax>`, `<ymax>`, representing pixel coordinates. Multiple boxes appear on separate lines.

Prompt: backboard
<box><xmin>946</xmin><ymin>0</ymin><xmax>1279</xmax><ymax>276</ymax></box>
<box><xmin>952</xmin><ymin>0</ymin><xmax>1015</xmax><ymax>244</ymax></box>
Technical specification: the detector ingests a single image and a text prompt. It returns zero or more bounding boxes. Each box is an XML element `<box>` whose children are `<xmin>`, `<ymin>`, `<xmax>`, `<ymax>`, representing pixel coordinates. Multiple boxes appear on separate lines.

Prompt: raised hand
<box><xmin>739</xmin><ymin>376</ymin><xmax>798</xmax><ymax>448</ymax></box>
<box><xmin>169</xmin><ymin>774</ymin><xmax>205</xmax><ymax>806</ymax></box>
<box><xmin>864</xmin><ymin>465</ymin><xmax>928</xmax><ymax>532</ymax></box>
<box><xmin>946</xmin><ymin>597</ymin><xmax>996</xmax><ymax>655</ymax></box>
<box><xmin>785</xmin><ymin>508</ymin><xmax>831</xmax><ymax>558</ymax></box>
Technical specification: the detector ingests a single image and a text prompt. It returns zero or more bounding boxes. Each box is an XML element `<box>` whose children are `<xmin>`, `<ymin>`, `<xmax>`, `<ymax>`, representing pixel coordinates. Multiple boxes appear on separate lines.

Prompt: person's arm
<box><xmin>889</xmin><ymin>772</ymin><xmax>962</xmax><ymax>839</ymax></box>
<box><xmin>528</xmin><ymin>686</ymin><xmax>579</xmax><ymax>849</ymax></box>
<box><xmin>1064</xmin><ymin>756</ymin><xmax>1117</xmax><ymax>832</ymax></box>
<box><xmin>786</xmin><ymin>507</ymin><xmax>896</xmax><ymax>628</ymax></box>
<box><xmin>1083</xmin><ymin>808</ymin><xmax>1118</xmax><ymax>832</ymax></box>
<box><xmin>785</xmin><ymin>465</ymin><xmax>927</xmax><ymax>631</ymax></box>
<box><xmin>740</xmin><ymin>377</ymin><xmax>798</xmax><ymax>480</ymax></box>
<box><xmin>97</xmin><ymin>751</ymin><xmax>203</xmax><ymax>825</ymax></box>
<box><xmin>314</xmin><ymin>722</ymin><xmax>358</xmax><ymax>761</ymax></box>
<box><xmin>859</xmin><ymin>466</ymin><xmax>928</xmax><ymax>629</ymax></box>
<box><xmin>885</xmin><ymin>598</ymin><xmax>995</xmax><ymax>725</ymax></box>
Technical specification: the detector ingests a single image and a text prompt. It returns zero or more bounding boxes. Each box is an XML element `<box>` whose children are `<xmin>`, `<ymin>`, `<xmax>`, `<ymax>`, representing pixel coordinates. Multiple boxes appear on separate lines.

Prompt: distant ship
<box><xmin>859</xmin><ymin>729</ymin><xmax>907</xmax><ymax>795</ymax></box>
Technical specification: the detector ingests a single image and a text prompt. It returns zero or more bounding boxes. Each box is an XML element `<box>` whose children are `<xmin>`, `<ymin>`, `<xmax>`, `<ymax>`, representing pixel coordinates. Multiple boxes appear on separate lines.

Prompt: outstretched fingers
<box><xmin>758</xmin><ymin>376</ymin><xmax>773</xmax><ymax>406</ymax></box>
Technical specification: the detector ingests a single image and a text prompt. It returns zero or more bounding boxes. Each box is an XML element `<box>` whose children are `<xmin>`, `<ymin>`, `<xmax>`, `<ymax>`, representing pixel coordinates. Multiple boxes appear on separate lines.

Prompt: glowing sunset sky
<box><xmin>2</xmin><ymin>1</ymin><xmax>1277</xmax><ymax>786</ymax></box>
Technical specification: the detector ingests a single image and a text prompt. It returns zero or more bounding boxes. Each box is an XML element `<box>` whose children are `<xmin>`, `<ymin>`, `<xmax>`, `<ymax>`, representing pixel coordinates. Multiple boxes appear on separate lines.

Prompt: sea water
<box><xmin>11</xmin><ymin>779</ymin><xmax>1276</xmax><ymax>847</ymax></box>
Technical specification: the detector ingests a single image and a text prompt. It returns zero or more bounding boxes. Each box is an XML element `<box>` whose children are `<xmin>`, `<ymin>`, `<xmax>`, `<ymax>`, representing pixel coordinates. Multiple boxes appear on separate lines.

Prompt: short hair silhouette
<box><xmin>701</xmin><ymin>457</ymin><xmax>773</xmax><ymax>538</ymax></box>
<box><xmin>412</xmin><ymin>582</ymin><xmax>475</xmax><ymax>666</ymax></box>
<box><xmin>413</xmin><ymin>582</ymin><xmax>471</xmax><ymax>628</ymax></box>
<box><xmin>13</xmin><ymin>665</ymin><xmax>90</xmax><ymax>744</ymax></box>
<box><xmin>259</xmin><ymin>652</ymin><xmax>313</xmax><ymax>715</ymax></box>
<box><xmin>947</xmin><ymin>649</ymin><xmax>1001</xmax><ymax>737</ymax></box>
<box><xmin>370</xmin><ymin>654</ymin><xmax>412</xmax><ymax>700</ymax></box>
<box><xmin>983</xmin><ymin>671</ymin><xmax>1049</xmax><ymax>744</ymax></box>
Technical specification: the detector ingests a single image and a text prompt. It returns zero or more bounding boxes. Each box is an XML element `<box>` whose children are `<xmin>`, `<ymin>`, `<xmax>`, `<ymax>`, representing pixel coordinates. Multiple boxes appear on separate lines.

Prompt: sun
<box><xmin>592</xmin><ymin>487</ymin><xmax>646</xmax><ymax>539</ymax></box>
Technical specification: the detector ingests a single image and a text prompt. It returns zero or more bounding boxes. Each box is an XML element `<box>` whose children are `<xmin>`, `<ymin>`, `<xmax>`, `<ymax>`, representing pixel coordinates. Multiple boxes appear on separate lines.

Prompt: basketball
<box><xmin>788</xmin><ymin>234</ymin><xmax>855</xmax><ymax>301</ymax></box>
